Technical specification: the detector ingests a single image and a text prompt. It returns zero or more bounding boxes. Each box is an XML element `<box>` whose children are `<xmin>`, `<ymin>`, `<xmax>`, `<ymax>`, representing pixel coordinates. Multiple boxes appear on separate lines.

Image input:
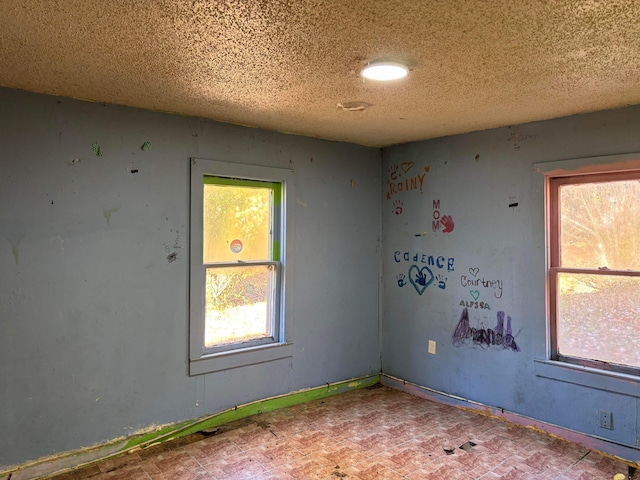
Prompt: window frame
<box><xmin>547</xmin><ymin>168</ymin><xmax>640</xmax><ymax>376</ymax></box>
<box><xmin>202</xmin><ymin>176</ymin><xmax>281</xmax><ymax>354</ymax></box>
<box><xmin>189</xmin><ymin>158</ymin><xmax>294</xmax><ymax>376</ymax></box>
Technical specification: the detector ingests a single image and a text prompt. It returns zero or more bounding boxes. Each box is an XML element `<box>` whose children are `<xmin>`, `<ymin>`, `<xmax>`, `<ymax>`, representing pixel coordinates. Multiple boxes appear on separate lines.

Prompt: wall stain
<box><xmin>103</xmin><ymin>208</ymin><xmax>119</xmax><ymax>226</ymax></box>
<box><xmin>5</xmin><ymin>234</ymin><xmax>24</xmax><ymax>265</ymax></box>
<box><xmin>10</xmin><ymin>240</ymin><xmax>20</xmax><ymax>265</ymax></box>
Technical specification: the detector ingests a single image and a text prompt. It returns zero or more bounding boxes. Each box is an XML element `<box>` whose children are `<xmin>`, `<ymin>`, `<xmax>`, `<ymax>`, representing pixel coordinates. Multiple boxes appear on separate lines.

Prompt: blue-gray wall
<box><xmin>382</xmin><ymin>106</ymin><xmax>640</xmax><ymax>453</ymax></box>
<box><xmin>4</xmin><ymin>86</ymin><xmax>640</xmax><ymax>469</ymax></box>
<box><xmin>0</xmin><ymin>88</ymin><xmax>381</xmax><ymax>467</ymax></box>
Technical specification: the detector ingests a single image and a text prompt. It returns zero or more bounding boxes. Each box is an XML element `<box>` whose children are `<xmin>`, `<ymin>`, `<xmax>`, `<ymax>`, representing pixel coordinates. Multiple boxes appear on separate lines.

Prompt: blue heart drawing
<box><xmin>470</xmin><ymin>290</ymin><xmax>480</xmax><ymax>300</ymax></box>
<box><xmin>408</xmin><ymin>265</ymin><xmax>434</xmax><ymax>295</ymax></box>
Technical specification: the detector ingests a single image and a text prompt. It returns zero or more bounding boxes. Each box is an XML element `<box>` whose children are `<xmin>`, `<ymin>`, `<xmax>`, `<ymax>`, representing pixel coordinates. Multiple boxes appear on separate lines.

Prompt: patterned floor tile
<box><xmin>47</xmin><ymin>386</ymin><xmax>636</xmax><ymax>480</ymax></box>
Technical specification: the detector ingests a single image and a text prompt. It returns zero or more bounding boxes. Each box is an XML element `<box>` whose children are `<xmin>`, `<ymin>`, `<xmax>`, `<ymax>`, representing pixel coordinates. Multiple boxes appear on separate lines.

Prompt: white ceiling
<box><xmin>1</xmin><ymin>1</ymin><xmax>639</xmax><ymax>147</ymax></box>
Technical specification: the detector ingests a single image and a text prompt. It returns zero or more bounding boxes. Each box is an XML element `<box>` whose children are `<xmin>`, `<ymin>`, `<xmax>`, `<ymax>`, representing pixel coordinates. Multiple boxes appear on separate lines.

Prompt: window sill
<box><xmin>190</xmin><ymin>342</ymin><xmax>294</xmax><ymax>376</ymax></box>
<box><xmin>534</xmin><ymin>359</ymin><xmax>640</xmax><ymax>397</ymax></box>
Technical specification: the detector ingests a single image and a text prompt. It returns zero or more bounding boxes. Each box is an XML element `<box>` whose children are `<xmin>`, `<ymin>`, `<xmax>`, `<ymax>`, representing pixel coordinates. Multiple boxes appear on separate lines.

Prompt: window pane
<box><xmin>205</xmin><ymin>265</ymin><xmax>276</xmax><ymax>348</ymax></box>
<box><xmin>203</xmin><ymin>183</ymin><xmax>272</xmax><ymax>263</ymax></box>
<box><xmin>556</xmin><ymin>272</ymin><xmax>640</xmax><ymax>368</ymax></box>
<box><xmin>560</xmin><ymin>180</ymin><xmax>640</xmax><ymax>270</ymax></box>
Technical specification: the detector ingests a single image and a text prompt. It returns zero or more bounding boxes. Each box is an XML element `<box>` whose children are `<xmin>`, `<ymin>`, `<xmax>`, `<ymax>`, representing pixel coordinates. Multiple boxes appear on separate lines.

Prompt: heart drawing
<box><xmin>400</xmin><ymin>161</ymin><xmax>414</xmax><ymax>174</ymax></box>
<box><xmin>408</xmin><ymin>265</ymin><xmax>434</xmax><ymax>295</ymax></box>
<box><xmin>469</xmin><ymin>268</ymin><xmax>479</xmax><ymax>277</ymax></box>
<box><xmin>470</xmin><ymin>290</ymin><xmax>480</xmax><ymax>300</ymax></box>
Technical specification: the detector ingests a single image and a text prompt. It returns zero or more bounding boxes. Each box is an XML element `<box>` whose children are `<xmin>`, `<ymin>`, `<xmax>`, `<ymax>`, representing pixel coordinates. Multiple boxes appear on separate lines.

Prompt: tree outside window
<box><xmin>549</xmin><ymin>171</ymin><xmax>640</xmax><ymax>374</ymax></box>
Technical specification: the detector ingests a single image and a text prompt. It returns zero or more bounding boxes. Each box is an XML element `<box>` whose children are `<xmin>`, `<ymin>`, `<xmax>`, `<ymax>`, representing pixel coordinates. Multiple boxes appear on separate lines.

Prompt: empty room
<box><xmin>2</xmin><ymin>1</ymin><xmax>640</xmax><ymax>479</ymax></box>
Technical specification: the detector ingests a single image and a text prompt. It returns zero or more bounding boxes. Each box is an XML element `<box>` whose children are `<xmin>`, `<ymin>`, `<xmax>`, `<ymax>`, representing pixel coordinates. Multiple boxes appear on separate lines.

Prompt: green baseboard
<box><xmin>5</xmin><ymin>374</ymin><xmax>379</xmax><ymax>480</ymax></box>
<box><xmin>124</xmin><ymin>374</ymin><xmax>379</xmax><ymax>450</ymax></box>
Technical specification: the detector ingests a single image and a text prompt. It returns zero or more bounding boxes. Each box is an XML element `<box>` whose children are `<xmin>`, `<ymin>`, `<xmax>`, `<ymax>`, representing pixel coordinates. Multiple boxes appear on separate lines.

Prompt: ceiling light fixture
<box><xmin>361</xmin><ymin>61</ymin><xmax>409</xmax><ymax>81</ymax></box>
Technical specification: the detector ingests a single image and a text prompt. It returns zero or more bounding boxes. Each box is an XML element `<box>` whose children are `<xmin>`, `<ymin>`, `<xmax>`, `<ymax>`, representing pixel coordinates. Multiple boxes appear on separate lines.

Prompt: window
<box><xmin>548</xmin><ymin>170</ymin><xmax>640</xmax><ymax>375</ymax></box>
<box><xmin>203</xmin><ymin>177</ymin><xmax>280</xmax><ymax>350</ymax></box>
<box><xmin>190</xmin><ymin>159</ymin><xmax>294</xmax><ymax>375</ymax></box>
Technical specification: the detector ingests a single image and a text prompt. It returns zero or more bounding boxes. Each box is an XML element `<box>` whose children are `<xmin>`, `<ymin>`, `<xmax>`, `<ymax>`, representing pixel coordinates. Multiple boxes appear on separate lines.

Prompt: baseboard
<box><xmin>2</xmin><ymin>374</ymin><xmax>379</xmax><ymax>480</ymax></box>
<box><xmin>13</xmin><ymin>371</ymin><xmax>633</xmax><ymax>479</ymax></box>
<box><xmin>381</xmin><ymin>373</ymin><xmax>640</xmax><ymax>467</ymax></box>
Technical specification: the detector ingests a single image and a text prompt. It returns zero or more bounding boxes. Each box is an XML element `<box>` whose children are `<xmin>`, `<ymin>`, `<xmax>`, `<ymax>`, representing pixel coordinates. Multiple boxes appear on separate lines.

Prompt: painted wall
<box><xmin>0</xmin><ymin>88</ymin><xmax>381</xmax><ymax>468</ymax></box>
<box><xmin>382</xmin><ymin>106</ymin><xmax>640</xmax><ymax>454</ymax></box>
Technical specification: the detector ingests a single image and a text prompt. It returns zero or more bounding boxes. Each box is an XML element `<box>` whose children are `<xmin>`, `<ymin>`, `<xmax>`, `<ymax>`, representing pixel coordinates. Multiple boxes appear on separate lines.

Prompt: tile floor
<box><xmin>49</xmin><ymin>385</ymin><xmax>637</xmax><ymax>480</ymax></box>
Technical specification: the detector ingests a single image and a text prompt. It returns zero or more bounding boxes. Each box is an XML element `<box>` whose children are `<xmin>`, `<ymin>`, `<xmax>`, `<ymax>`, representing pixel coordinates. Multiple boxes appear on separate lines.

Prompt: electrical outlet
<box><xmin>599</xmin><ymin>410</ymin><xmax>613</xmax><ymax>430</ymax></box>
<box><xmin>428</xmin><ymin>340</ymin><xmax>436</xmax><ymax>355</ymax></box>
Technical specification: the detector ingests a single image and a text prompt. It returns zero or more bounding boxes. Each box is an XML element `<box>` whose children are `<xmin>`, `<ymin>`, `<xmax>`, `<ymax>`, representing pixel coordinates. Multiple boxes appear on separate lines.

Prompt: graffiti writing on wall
<box><xmin>507</xmin><ymin>129</ymin><xmax>539</xmax><ymax>151</ymax></box>
<box><xmin>394</xmin><ymin>251</ymin><xmax>455</xmax><ymax>270</ymax></box>
<box><xmin>392</xmin><ymin>200</ymin><xmax>403</xmax><ymax>215</ymax></box>
<box><xmin>459</xmin><ymin>300</ymin><xmax>491</xmax><ymax>310</ymax></box>
<box><xmin>409</xmin><ymin>265</ymin><xmax>434</xmax><ymax>294</ymax></box>
<box><xmin>386</xmin><ymin>163</ymin><xmax>429</xmax><ymax>200</ymax></box>
<box><xmin>460</xmin><ymin>267</ymin><xmax>503</xmax><ymax>299</ymax></box>
<box><xmin>394</xmin><ymin>250</ymin><xmax>454</xmax><ymax>295</ymax></box>
<box><xmin>452</xmin><ymin>308</ymin><xmax>521</xmax><ymax>352</ymax></box>
<box><xmin>432</xmin><ymin>199</ymin><xmax>454</xmax><ymax>233</ymax></box>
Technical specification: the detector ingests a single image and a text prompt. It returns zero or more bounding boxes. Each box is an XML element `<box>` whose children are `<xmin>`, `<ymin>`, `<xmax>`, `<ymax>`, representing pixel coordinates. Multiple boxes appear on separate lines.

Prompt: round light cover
<box><xmin>361</xmin><ymin>62</ymin><xmax>409</xmax><ymax>81</ymax></box>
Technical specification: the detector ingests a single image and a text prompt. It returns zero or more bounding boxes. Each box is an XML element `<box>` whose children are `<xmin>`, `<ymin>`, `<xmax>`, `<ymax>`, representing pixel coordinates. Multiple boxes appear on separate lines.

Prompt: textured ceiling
<box><xmin>1</xmin><ymin>1</ymin><xmax>640</xmax><ymax>147</ymax></box>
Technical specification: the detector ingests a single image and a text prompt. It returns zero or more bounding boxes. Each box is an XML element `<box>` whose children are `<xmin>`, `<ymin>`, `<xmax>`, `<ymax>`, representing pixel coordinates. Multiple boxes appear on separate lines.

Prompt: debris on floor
<box><xmin>332</xmin><ymin>464</ymin><xmax>348</xmax><ymax>477</ymax></box>
<box><xmin>459</xmin><ymin>441</ymin><xmax>477</xmax><ymax>451</ymax></box>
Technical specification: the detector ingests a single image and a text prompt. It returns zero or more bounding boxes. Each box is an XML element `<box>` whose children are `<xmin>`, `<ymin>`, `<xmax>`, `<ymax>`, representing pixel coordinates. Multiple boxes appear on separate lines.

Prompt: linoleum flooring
<box><xmin>48</xmin><ymin>385</ymin><xmax>637</xmax><ymax>480</ymax></box>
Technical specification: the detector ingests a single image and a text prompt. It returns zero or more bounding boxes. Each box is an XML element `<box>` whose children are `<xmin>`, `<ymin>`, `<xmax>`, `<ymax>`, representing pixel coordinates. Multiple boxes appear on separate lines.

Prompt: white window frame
<box><xmin>189</xmin><ymin>158</ymin><xmax>294</xmax><ymax>376</ymax></box>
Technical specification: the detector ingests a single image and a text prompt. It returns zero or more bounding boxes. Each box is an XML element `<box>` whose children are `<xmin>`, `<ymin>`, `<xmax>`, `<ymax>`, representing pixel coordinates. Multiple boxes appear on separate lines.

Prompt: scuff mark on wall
<box><xmin>49</xmin><ymin>236</ymin><xmax>64</xmax><ymax>254</ymax></box>
<box><xmin>164</xmin><ymin>230</ymin><xmax>181</xmax><ymax>263</ymax></box>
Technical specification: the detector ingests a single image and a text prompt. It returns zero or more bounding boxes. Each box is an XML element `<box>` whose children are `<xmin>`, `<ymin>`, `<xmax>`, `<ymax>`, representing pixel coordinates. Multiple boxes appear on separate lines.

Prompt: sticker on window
<box><xmin>230</xmin><ymin>239</ymin><xmax>243</xmax><ymax>254</ymax></box>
